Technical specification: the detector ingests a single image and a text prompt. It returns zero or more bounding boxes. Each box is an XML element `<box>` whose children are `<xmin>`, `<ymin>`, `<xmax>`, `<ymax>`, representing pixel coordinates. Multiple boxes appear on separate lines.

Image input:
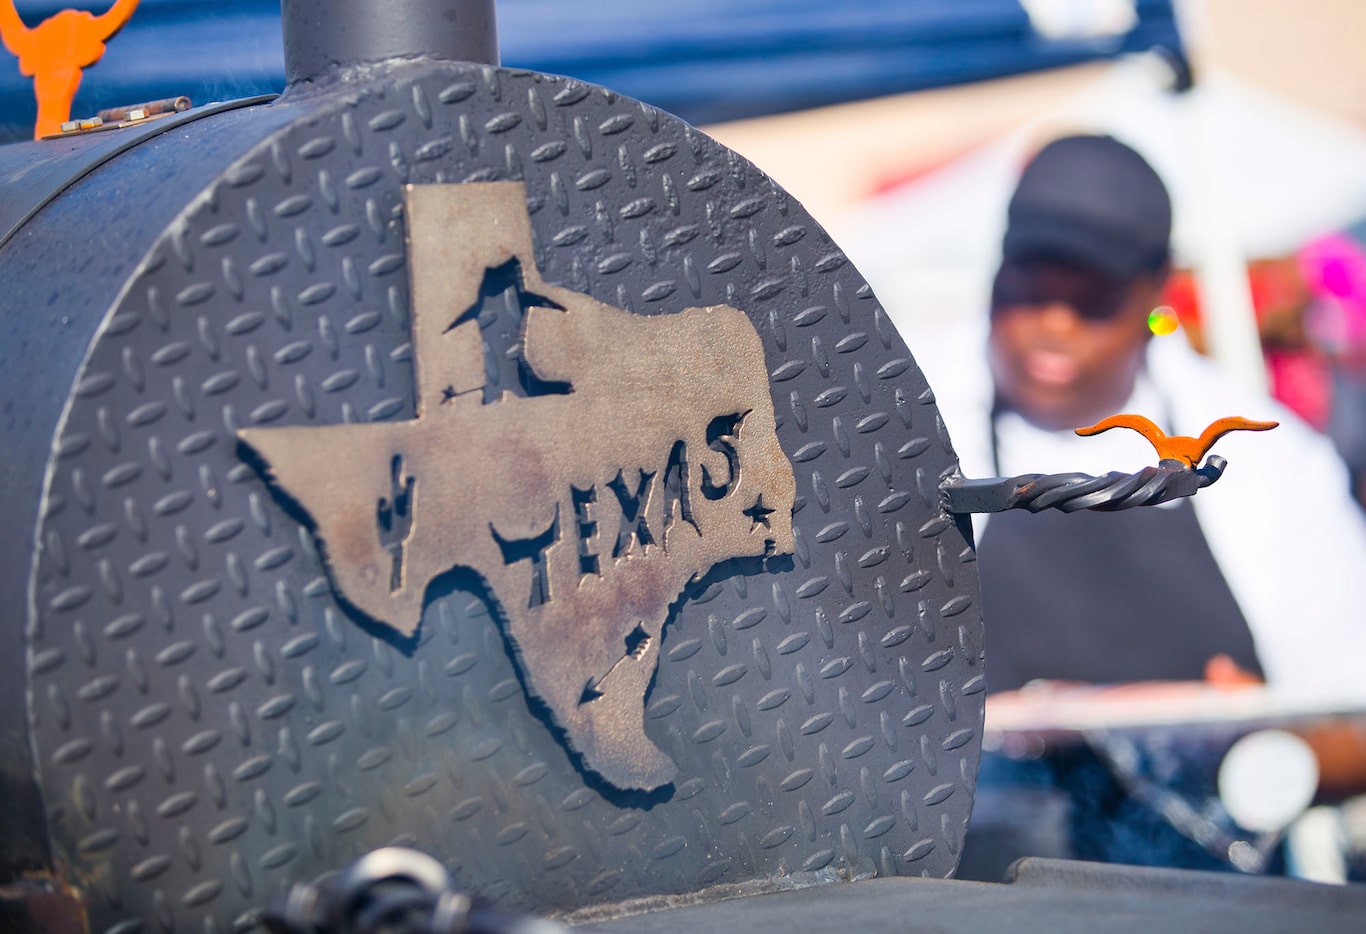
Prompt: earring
<box><xmin>1148</xmin><ymin>305</ymin><xmax>1179</xmax><ymax>335</ymax></box>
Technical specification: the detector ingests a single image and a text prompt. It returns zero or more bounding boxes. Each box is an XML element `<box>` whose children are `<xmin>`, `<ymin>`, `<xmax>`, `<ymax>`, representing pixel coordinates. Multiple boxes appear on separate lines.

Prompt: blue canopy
<box><xmin>0</xmin><ymin>0</ymin><xmax>1181</xmax><ymax>142</ymax></box>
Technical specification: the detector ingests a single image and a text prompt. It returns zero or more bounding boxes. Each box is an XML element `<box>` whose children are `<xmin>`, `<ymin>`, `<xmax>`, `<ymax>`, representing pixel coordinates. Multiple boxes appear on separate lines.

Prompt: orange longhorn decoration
<box><xmin>1075</xmin><ymin>414</ymin><xmax>1279</xmax><ymax>468</ymax></box>
<box><xmin>0</xmin><ymin>0</ymin><xmax>140</xmax><ymax>140</ymax></box>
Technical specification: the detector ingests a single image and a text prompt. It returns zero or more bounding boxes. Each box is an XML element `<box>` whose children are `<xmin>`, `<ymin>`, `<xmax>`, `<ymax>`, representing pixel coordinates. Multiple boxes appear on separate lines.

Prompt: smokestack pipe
<box><xmin>282</xmin><ymin>0</ymin><xmax>499</xmax><ymax>87</ymax></box>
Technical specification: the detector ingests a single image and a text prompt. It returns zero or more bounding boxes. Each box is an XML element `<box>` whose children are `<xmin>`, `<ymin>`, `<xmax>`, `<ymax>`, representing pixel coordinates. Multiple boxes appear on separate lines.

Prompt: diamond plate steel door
<box><xmin>22</xmin><ymin>61</ymin><xmax>984</xmax><ymax>933</ymax></box>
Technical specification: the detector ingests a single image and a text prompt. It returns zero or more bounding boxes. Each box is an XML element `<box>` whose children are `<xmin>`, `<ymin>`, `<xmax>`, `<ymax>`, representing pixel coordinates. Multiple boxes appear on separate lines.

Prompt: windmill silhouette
<box><xmin>0</xmin><ymin>0</ymin><xmax>140</xmax><ymax>139</ymax></box>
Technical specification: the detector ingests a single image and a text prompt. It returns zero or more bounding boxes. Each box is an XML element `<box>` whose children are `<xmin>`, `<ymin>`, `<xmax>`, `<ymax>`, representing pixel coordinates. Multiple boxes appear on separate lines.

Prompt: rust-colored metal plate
<box><xmin>240</xmin><ymin>182</ymin><xmax>797</xmax><ymax>790</ymax></box>
<box><xmin>22</xmin><ymin>61</ymin><xmax>984</xmax><ymax>933</ymax></box>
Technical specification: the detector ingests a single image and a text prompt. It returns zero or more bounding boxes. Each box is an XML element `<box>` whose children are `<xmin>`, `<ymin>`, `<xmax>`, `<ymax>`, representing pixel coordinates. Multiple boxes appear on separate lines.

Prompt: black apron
<box><xmin>978</xmin><ymin>409</ymin><xmax>1264</xmax><ymax>694</ymax></box>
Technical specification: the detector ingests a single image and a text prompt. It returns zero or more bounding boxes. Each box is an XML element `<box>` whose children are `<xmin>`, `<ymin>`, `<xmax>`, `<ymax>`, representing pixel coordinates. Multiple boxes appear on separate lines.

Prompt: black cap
<box><xmin>1002</xmin><ymin>135</ymin><xmax>1172</xmax><ymax>280</ymax></box>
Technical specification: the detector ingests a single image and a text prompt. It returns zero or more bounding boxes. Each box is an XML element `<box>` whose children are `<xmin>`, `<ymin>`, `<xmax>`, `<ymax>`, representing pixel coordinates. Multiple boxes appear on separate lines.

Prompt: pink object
<box><xmin>1298</xmin><ymin>233</ymin><xmax>1366</xmax><ymax>352</ymax></box>
<box><xmin>1266</xmin><ymin>350</ymin><xmax>1331</xmax><ymax>430</ymax></box>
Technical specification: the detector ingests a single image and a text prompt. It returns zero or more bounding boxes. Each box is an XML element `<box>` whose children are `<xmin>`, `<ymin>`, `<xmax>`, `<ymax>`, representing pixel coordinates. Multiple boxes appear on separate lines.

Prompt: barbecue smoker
<box><xmin>1</xmin><ymin>2</ymin><xmax>1361</xmax><ymax>932</ymax></box>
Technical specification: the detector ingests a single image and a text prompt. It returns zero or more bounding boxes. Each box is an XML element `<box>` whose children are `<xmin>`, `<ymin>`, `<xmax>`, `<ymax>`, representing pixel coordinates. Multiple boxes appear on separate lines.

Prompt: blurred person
<box><xmin>919</xmin><ymin>135</ymin><xmax>1366</xmax><ymax>875</ymax></box>
<box><xmin>920</xmin><ymin>134</ymin><xmax>1366</xmax><ymax>699</ymax></box>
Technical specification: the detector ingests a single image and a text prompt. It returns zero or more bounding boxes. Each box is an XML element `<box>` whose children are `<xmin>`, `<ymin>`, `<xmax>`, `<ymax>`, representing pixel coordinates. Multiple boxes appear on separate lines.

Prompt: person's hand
<box><xmin>1204</xmin><ymin>653</ymin><xmax>1264</xmax><ymax>689</ymax></box>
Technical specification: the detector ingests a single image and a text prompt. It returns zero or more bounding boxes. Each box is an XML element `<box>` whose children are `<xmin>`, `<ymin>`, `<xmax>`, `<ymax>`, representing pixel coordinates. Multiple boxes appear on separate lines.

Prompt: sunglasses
<box><xmin>991</xmin><ymin>259</ymin><xmax>1136</xmax><ymax>322</ymax></box>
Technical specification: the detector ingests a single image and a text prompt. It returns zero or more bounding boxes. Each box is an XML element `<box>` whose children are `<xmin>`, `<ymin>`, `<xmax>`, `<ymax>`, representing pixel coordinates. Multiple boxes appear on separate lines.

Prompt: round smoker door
<box><xmin>24</xmin><ymin>63</ymin><xmax>984</xmax><ymax>932</ymax></box>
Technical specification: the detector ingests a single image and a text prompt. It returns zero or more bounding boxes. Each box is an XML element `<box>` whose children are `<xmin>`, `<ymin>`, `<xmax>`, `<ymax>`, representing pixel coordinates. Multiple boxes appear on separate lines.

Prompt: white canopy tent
<box><xmin>833</xmin><ymin>60</ymin><xmax>1366</xmax><ymax>391</ymax></box>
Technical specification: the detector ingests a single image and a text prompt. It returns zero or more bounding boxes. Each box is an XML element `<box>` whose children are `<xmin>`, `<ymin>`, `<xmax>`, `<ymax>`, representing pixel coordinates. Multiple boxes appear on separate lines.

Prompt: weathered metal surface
<box><xmin>575</xmin><ymin>859</ymin><xmax>1366</xmax><ymax>934</ymax></box>
<box><xmin>281</xmin><ymin>0</ymin><xmax>499</xmax><ymax>86</ymax></box>
<box><xmin>0</xmin><ymin>92</ymin><xmax>308</xmax><ymax>888</ymax></box>
<box><xmin>21</xmin><ymin>60</ymin><xmax>983</xmax><ymax>932</ymax></box>
<box><xmin>0</xmin><ymin>875</ymin><xmax>89</xmax><ymax>934</ymax></box>
<box><xmin>240</xmin><ymin>181</ymin><xmax>798</xmax><ymax>790</ymax></box>
<box><xmin>0</xmin><ymin>94</ymin><xmax>277</xmax><ymax>250</ymax></box>
<box><xmin>96</xmin><ymin>96</ymin><xmax>192</xmax><ymax>123</ymax></box>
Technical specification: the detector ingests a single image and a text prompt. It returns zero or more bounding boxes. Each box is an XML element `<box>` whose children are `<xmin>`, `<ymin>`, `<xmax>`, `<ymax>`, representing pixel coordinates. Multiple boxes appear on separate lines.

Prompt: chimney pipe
<box><xmin>282</xmin><ymin>0</ymin><xmax>499</xmax><ymax>87</ymax></box>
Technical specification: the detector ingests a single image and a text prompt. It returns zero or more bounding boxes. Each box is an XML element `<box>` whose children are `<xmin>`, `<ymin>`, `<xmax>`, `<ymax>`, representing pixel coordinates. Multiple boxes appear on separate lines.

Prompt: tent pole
<box><xmin>1178</xmin><ymin>86</ymin><xmax>1269</xmax><ymax>396</ymax></box>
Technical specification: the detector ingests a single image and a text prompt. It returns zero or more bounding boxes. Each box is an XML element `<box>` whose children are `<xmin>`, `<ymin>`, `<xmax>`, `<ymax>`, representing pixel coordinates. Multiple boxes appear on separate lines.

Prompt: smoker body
<box><xmin>0</xmin><ymin>11</ymin><xmax>987</xmax><ymax>931</ymax></box>
<box><xmin>0</xmin><ymin>92</ymin><xmax>308</xmax><ymax>885</ymax></box>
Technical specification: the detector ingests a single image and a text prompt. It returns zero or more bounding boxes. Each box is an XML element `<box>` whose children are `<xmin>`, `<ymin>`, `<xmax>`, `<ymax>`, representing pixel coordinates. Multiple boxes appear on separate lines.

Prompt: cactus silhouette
<box><xmin>0</xmin><ymin>0</ymin><xmax>140</xmax><ymax>139</ymax></box>
<box><xmin>377</xmin><ymin>455</ymin><xmax>416</xmax><ymax>593</ymax></box>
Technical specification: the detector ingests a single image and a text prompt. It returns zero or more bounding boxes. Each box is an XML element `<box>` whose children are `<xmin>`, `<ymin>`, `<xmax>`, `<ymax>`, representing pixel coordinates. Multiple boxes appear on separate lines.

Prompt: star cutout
<box><xmin>236</xmin><ymin>182</ymin><xmax>798</xmax><ymax>792</ymax></box>
<box><xmin>743</xmin><ymin>494</ymin><xmax>776</xmax><ymax>531</ymax></box>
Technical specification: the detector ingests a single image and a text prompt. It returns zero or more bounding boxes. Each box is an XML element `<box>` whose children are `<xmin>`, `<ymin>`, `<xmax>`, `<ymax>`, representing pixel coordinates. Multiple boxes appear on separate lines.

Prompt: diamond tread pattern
<box><xmin>25</xmin><ymin>63</ymin><xmax>984</xmax><ymax>933</ymax></box>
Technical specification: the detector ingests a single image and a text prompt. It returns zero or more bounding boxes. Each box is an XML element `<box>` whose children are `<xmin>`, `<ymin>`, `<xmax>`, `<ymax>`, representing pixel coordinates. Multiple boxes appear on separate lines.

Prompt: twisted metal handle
<box><xmin>941</xmin><ymin>456</ymin><xmax>1227</xmax><ymax>515</ymax></box>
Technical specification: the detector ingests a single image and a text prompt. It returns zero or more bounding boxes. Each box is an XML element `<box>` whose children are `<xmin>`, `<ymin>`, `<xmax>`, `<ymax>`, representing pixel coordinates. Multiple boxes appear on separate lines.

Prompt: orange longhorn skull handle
<box><xmin>0</xmin><ymin>0</ymin><xmax>141</xmax><ymax>139</ymax></box>
<box><xmin>1075</xmin><ymin>414</ymin><xmax>1279</xmax><ymax>467</ymax></box>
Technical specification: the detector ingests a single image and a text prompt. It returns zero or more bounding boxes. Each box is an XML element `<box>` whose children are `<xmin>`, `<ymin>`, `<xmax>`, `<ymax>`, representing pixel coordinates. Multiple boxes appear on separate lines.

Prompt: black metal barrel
<box><xmin>0</xmin><ymin>3</ymin><xmax>985</xmax><ymax>931</ymax></box>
